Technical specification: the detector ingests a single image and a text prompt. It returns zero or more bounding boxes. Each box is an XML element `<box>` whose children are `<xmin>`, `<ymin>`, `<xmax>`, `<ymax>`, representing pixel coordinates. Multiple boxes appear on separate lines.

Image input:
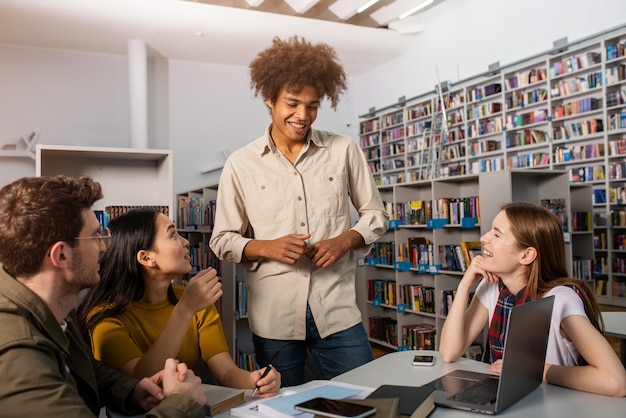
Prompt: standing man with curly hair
<box><xmin>210</xmin><ymin>36</ymin><xmax>389</xmax><ymax>386</ymax></box>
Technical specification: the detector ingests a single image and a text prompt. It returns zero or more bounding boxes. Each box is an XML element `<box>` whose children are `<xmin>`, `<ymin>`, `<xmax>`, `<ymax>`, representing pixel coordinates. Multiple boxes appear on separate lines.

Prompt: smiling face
<box><xmin>480</xmin><ymin>210</ymin><xmax>530</xmax><ymax>281</ymax></box>
<box><xmin>147</xmin><ymin>213</ymin><xmax>192</xmax><ymax>277</ymax></box>
<box><xmin>266</xmin><ymin>85</ymin><xmax>320</xmax><ymax>147</ymax></box>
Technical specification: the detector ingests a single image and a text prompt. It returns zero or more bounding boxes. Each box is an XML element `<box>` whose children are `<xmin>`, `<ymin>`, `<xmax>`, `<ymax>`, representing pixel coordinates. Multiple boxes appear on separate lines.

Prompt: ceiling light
<box><xmin>399</xmin><ymin>0</ymin><xmax>433</xmax><ymax>19</ymax></box>
<box><xmin>371</xmin><ymin>0</ymin><xmax>434</xmax><ymax>25</ymax></box>
<box><xmin>245</xmin><ymin>0</ymin><xmax>265</xmax><ymax>6</ymax></box>
<box><xmin>284</xmin><ymin>0</ymin><xmax>321</xmax><ymax>14</ymax></box>
<box><xmin>357</xmin><ymin>0</ymin><xmax>380</xmax><ymax>13</ymax></box>
<box><xmin>329</xmin><ymin>0</ymin><xmax>379</xmax><ymax>20</ymax></box>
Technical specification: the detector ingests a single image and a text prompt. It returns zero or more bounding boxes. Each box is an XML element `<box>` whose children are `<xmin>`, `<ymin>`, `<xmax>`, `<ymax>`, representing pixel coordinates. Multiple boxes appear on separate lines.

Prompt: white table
<box><xmin>602</xmin><ymin>311</ymin><xmax>626</xmax><ymax>366</ymax></box>
<box><xmin>333</xmin><ymin>350</ymin><xmax>626</xmax><ymax>417</ymax></box>
<box><xmin>109</xmin><ymin>350</ymin><xmax>626</xmax><ymax>417</ymax></box>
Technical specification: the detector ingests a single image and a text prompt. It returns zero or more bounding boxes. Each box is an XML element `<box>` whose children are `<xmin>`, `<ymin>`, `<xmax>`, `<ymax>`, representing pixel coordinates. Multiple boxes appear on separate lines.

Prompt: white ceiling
<box><xmin>0</xmin><ymin>0</ymin><xmax>419</xmax><ymax>76</ymax></box>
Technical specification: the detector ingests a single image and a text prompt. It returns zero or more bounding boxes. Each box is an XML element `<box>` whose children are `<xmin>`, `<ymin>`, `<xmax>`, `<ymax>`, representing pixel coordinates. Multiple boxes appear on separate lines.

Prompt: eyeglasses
<box><xmin>71</xmin><ymin>227</ymin><xmax>112</xmax><ymax>249</ymax></box>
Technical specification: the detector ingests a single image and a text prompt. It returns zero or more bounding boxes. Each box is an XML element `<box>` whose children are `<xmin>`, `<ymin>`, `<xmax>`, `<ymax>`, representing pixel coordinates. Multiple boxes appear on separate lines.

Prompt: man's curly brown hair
<box><xmin>249</xmin><ymin>36</ymin><xmax>347</xmax><ymax>110</ymax></box>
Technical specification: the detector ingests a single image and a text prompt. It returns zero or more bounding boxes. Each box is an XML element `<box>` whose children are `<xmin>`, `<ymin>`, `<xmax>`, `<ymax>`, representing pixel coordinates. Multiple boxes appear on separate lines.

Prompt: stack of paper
<box><xmin>230</xmin><ymin>380</ymin><xmax>375</xmax><ymax>418</ymax></box>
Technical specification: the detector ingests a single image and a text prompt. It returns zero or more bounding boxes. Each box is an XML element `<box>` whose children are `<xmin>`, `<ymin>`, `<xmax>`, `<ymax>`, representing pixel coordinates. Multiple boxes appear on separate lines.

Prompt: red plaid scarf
<box><xmin>485</xmin><ymin>280</ymin><xmax>530</xmax><ymax>363</ymax></box>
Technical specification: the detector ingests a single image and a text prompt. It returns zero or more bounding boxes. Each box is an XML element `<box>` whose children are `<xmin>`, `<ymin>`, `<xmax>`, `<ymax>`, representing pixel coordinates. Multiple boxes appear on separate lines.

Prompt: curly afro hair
<box><xmin>249</xmin><ymin>36</ymin><xmax>347</xmax><ymax>110</ymax></box>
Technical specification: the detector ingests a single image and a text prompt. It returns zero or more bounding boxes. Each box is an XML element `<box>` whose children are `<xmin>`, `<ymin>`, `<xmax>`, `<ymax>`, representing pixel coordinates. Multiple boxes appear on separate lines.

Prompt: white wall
<box><xmin>0</xmin><ymin>47</ymin><xmax>129</xmax><ymax>184</ymax></box>
<box><xmin>2</xmin><ymin>0</ymin><xmax>625</xmax><ymax>194</ymax></box>
<box><xmin>352</xmin><ymin>0</ymin><xmax>626</xmax><ymax>115</ymax></box>
<box><xmin>0</xmin><ymin>47</ymin><xmax>357</xmax><ymax>194</ymax></box>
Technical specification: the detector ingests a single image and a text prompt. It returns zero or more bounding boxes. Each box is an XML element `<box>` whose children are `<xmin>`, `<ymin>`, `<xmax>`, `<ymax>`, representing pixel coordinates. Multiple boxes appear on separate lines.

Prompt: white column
<box><xmin>128</xmin><ymin>39</ymin><xmax>148</xmax><ymax>149</ymax></box>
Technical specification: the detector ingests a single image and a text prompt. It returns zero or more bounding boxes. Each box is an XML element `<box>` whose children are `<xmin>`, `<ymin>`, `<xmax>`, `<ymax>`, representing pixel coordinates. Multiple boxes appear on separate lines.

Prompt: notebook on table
<box><xmin>424</xmin><ymin>295</ymin><xmax>554</xmax><ymax>415</ymax></box>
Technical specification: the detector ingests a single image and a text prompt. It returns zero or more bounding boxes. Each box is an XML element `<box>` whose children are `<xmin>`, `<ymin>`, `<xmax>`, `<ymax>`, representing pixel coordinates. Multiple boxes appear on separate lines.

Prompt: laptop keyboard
<box><xmin>449</xmin><ymin>376</ymin><xmax>499</xmax><ymax>405</ymax></box>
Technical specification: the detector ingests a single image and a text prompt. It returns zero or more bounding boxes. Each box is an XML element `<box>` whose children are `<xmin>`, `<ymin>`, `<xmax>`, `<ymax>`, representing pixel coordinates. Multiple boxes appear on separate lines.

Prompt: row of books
<box><xmin>552</xmin><ymin>97</ymin><xmax>600</xmax><ymax>119</ymax></box>
<box><xmin>98</xmin><ymin>205</ymin><xmax>169</xmax><ymax>225</ymax></box>
<box><xmin>385</xmin><ymin>196</ymin><xmax>480</xmax><ymax>226</ymax></box>
<box><xmin>541</xmin><ymin>198</ymin><xmax>568</xmax><ymax>231</ymax></box>
<box><xmin>368</xmin><ymin>279</ymin><xmax>396</xmax><ymax>306</ymax></box>
<box><xmin>608</xmin><ymin>162</ymin><xmax>625</xmax><ymax>181</ymax></box>
<box><xmin>609</xmin><ymin>186</ymin><xmax>626</xmax><ymax>205</ymax></box>
<box><xmin>504</xmin><ymin>108</ymin><xmax>548</xmax><ymax>129</ymax></box>
<box><xmin>381</xmin><ymin>142</ymin><xmax>404</xmax><ymax>157</ymax></box>
<box><xmin>507</xmin><ymin>152</ymin><xmax>551</xmax><ymax>169</ymax></box>
<box><xmin>571</xmin><ymin>211</ymin><xmax>592</xmax><ymax>232</ymax></box>
<box><xmin>613</xmin><ymin>234</ymin><xmax>626</xmax><ymax>251</ymax></box>
<box><xmin>572</xmin><ymin>258</ymin><xmax>594</xmax><ymax>282</ymax></box>
<box><xmin>466</xmin><ymin>117</ymin><xmax>503</xmax><ymax>138</ymax></box>
<box><xmin>360</xmin><ymin>133</ymin><xmax>380</xmax><ymax>148</ymax></box>
<box><xmin>177</xmin><ymin>196</ymin><xmax>216</xmax><ymax>230</ymax></box>
<box><xmin>606</xmin><ymin>87</ymin><xmax>626</xmax><ymax>107</ymax></box>
<box><xmin>504</xmin><ymin>67</ymin><xmax>547</xmax><ymax>90</ymax></box>
<box><xmin>554</xmin><ymin>143</ymin><xmax>604</xmax><ymax>163</ymax></box>
<box><xmin>236</xmin><ymin>281</ymin><xmax>248</xmax><ymax>317</ymax></box>
<box><xmin>368</xmin><ymin>316</ymin><xmax>397</xmax><ymax>346</ymax></box>
<box><xmin>396</xmin><ymin>237</ymin><xmax>434</xmax><ymax>268</ymax></box>
<box><xmin>381</xmin><ymin>112</ymin><xmax>404</xmax><ymax>129</ymax></box>
<box><xmin>606</xmin><ymin>64</ymin><xmax>626</xmax><ymax>85</ymax></box>
<box><xmin>611</xmin><ymin>210</ymin><xmax>626</xmax><ymax>227</ymax></box>
<box><xmin>466</xmin><ymin>101</ymin><xmax>501</xmax><ymax>121</ymax></box>
<box><xmin>440</xmin><ymin>143</ymin><xmax>465</xmax><ymax>161</ymax></box>
<box><xmin>397</xmin><ymin>284</ymin><xmax>436</xmax><ymax>313</ymax></box>
<box><xmin>235</xmin><ymin>347</ymin><xmax>258</xmax><ymax>371</ymax></box>
<box><xmin>468</xmin><ymin>157</ymin><xmax>505</xmax><ymax>174</ymax></box>
<box><xmin>468</xmin><ymin>138</ymin><xmax>500</xmax><ymax>156</ymax></box>
<box><xmin>550</xmin><ymin>71</ymin><xmax>602</xmax><ymax>98</ymax></box>
<box><xmin>440</xmin><ymin>289</ymin><xmax>476</xmax><ymax>316</ymax></box>
<box><xmin>381</xmin><ymin>127</ymin><xmax>405</xmax><ymax>143</ymax></box>
<box><xmin>438</xmin><ymin>241</ymin><xmax>481</xmax><ymax>273</ymax></box>
<box><xmin>505</xmin><ymin>129</ymin><xmax>547</xmax><ymax>148</ymax></box>
<box><xmin>400</xmin><ymin>324</ymin><xmax>436</xmax><ymax>350</ymax></box>
<box><xmin>552</xmin><ymin>118</ymin><xmax>603</xmax><ymax>140</ymax></box>
<box><xmin>607</xmin><ymin>109</ymin><xmax>626</xmax><ymax>130</ymax></box>
<box><xmin>606</xmin><ymin>41</ymin><xmax>626</xmax><ymax>61</ymax></box>
<box><xmin>505</xmin><ymin>87</ymin><xmax>547</xmax><ymax>110</ymax></box>
<box><xmin>568</xmin><ymin>165</ymin><xmax>606</xmax><ymax>183</ymax></box>
<box><xmin>550</xmin><ymin>51</ymin><xmax>601</xmax><ymax>77</ymax></box>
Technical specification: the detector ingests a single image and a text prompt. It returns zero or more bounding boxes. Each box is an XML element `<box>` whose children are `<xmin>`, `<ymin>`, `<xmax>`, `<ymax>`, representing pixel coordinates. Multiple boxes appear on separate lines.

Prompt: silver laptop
<box><xmin>425</xmin><ymin>295</ymin><xmax>554</xmax><ymax>415</ymax></box>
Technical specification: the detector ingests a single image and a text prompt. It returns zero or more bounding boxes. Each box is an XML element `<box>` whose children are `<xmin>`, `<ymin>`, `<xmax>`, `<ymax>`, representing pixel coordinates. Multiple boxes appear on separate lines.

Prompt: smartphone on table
<box><xmin>294</xmin><ymin>397</ymin><xmax>376</xmax><ymax>418</ymax></box>
<box><xmin>412</xmin><ymin>354</ymin><xmax>435</xmax><ymax>366</ymax></box>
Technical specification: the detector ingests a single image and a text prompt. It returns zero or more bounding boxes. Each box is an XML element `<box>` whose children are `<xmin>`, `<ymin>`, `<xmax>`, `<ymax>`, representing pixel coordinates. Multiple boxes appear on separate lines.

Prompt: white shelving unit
<box><xmin>360</xmin><ymin>170</ymin><xmax>573</xmax><ymax>355</ymax></box>
<box><xmin>359</xmin><ymin>27</ymin><xmax>625</xmax><ymax>307</ymax></box>
<box><xmin>36</xmin><ymin>145</ymin><xmax>173</xmax><ymax>215</ymax></box>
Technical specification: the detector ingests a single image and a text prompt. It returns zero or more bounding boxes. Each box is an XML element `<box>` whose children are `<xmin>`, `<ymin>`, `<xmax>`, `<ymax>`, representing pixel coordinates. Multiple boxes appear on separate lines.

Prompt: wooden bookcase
<box><xmin>358</xmin><ymin>27</ymin><xmax>626</xmax><ymax>307</ymax></box>
<box><xmin>360</xmin><ymin>170</ymin><xmax>572</xmax><ymax>356</ymax></box>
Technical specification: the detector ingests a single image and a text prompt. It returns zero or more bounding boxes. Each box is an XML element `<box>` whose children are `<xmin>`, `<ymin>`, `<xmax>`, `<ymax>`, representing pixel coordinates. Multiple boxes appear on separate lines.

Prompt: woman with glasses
<box><xmin>77</xmin><ymin>207</ymin><xmax>280</xmax><ymax>398</ymax></box>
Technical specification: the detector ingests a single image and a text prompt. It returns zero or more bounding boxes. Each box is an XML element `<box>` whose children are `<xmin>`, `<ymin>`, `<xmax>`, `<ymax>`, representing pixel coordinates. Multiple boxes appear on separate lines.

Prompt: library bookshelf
<box><xmin>360</xmin><ymin>170</ymin><xmax>575</xmax><ymax>355</ymax></box>
<box><xmin>359</xmin><ymin>27</ymin><xmax>626</xmax><ymax>308</ymax></box>
<box><xmin>176</xmin><ymin>186</ymin><xmax>256</xmax><ymax>371</ymax></box>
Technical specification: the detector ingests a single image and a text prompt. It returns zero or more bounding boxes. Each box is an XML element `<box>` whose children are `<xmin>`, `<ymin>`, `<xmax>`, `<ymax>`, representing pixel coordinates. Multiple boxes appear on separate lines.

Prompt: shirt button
<box><xmin>329</xmin><ymin>177</ymin><xmax>334</xmax><ymax>181</ymax></box>
<box><xmin>301</xmin><ymin>222</ymin><xmax>306</xmax><ymax>227</ymax></box>
<box><xmin>261</xmin><ymin>185</ymin><xmax>265</xmax><ymax>190</ymax></box>
<box><xmin>298</xmin><ymin>196</ymin><xmax>303</xmax><ymax>201</ymax></box>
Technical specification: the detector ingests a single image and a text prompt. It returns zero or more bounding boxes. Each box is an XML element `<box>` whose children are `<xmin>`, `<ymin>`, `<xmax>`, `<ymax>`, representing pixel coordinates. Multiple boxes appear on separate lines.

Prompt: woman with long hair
<box><xmin>439</xmin><ymin>202</ymin><xmax>626</xmax><ymax>397</ymax></box>
<box><xmin>78</xmin><ymin>208</ymin><xmax>280</xmax><ymax>397</ymax></box>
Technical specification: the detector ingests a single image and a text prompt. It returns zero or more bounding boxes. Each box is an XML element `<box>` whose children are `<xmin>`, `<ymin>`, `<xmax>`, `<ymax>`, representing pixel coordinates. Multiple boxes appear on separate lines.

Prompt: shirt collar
<box><xmin>260</xmin><ymin>123</ymin><xmax>325</xmax><ymax>157</ymax></box>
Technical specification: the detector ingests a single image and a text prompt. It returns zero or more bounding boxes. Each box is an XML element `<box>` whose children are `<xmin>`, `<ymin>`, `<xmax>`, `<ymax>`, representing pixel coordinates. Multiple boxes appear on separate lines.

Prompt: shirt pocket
<box><xmin>241</xmin><ymin>174</ymin><xmax>288</xmax><ymax>225</ymax></box>
<box><xmin>309</xmin><ymin>171</ymin><xmax>348</xmax><ymax>218</ymax></box>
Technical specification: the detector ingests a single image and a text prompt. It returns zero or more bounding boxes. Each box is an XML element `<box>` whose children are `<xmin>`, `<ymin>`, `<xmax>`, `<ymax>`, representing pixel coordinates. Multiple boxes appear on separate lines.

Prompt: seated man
<box><xmin>0</xmin><ymin>175</ymin><xmax>206</xmax><ymax>417</ymax></box>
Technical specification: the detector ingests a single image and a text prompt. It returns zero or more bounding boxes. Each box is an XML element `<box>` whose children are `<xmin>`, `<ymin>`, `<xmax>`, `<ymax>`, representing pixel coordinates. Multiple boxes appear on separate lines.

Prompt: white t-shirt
<box><xmin>475</xmin><ymin>279</ymin><xmax>587</xmax><ymax>366</ymax></box>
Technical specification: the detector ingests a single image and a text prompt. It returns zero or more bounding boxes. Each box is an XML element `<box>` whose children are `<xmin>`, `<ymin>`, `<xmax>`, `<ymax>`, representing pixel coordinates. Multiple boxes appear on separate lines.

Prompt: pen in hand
<box><xmin>252</xmin><ymin>350</ymin><xmax>280</xmax><ymax>397</ymax></box>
